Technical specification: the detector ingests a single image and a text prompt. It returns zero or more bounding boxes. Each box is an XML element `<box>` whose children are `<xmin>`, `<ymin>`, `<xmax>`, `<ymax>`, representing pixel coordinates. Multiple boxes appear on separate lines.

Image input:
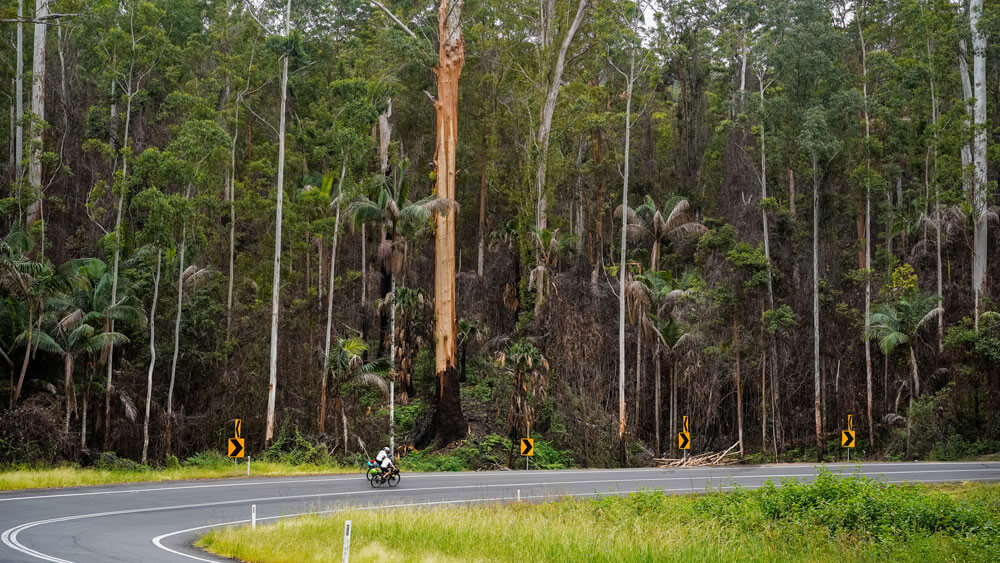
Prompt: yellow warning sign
<box><xmin>678</xmin><ymin>416</ymin><xmax>691</xmax><ymax>450</ymax></box>
<box><xmin>520</xmin><ymin>438</ymin><xmax>534</xmax><ymax>456</ymax></box>
<box><xmin>228</xmin><ymin>419</ymin><xmax>245</xmax><ymax>457</ymax></box>
<box><xmin>842</xmin><ymin>415</ymin><xmax>855</xmax><ymax>448</ymax></box>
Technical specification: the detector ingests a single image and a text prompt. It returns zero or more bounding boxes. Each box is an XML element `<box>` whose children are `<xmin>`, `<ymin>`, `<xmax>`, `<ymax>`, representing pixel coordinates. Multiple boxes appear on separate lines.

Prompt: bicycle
<box><xmin>369</xmin><ymin>466</ymin><xmax>400</xmax><ymax>488</ymax></box>
<box><xmin>364</xmin><ymin>460</ymin><xmax>380</xmax><ymax>482</ymax></box>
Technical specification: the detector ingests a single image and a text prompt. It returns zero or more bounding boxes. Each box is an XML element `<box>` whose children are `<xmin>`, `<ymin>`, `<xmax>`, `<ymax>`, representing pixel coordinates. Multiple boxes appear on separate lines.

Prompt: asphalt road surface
<box><xmin>2</xmin><ymin>461</ymin><xmax>998</xmax><ymax>562</ymax></box>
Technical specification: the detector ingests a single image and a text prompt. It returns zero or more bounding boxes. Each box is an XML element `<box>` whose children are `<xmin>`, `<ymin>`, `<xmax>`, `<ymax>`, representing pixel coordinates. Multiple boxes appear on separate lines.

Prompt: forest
<box><xmin>0</xmin><ymin>0</ymin><xmax>997</xmax><ymax>470</ymax></box>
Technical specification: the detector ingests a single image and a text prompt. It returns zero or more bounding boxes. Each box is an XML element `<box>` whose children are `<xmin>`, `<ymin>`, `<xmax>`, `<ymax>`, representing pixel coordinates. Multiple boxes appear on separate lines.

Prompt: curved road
<box><xmin>1</xmin><ymin>461</ymin><xmax>997</xmax><ymax>562</ymax></box>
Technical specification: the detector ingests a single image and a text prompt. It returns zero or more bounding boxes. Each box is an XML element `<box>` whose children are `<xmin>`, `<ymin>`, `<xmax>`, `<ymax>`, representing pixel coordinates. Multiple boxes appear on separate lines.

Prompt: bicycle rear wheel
<box><xmin>370</xmin><ymin>474</ymin><xmax>382</xmax><ymax>488</ymax></box>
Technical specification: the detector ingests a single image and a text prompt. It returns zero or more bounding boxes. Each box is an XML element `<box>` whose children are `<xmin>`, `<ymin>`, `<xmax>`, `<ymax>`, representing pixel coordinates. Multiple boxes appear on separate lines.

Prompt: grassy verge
<box><xmin>198</xmin><ymin>471</ymin><xmax>1000</xmax><ymax>563</ymax></box>
<box><xmin>0</xmin><ymin>455</ymin><xmax>356</xmax><ymax>492</ymax></box>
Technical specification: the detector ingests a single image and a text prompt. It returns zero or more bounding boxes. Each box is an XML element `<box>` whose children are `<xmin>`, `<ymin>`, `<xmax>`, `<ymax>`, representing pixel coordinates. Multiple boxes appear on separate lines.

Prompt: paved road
<box><xmin>1</xmin><ymin>461</ymin><xmax>997</xmax><ymax>562</ymax></box>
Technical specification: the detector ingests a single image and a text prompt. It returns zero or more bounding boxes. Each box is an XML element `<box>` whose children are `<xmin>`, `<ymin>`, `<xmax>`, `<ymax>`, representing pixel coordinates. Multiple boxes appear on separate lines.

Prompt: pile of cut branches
<box><xmin>653</xmin><ymin>442</ymin><xmax>740</xmax><ymax>468</ymax></box>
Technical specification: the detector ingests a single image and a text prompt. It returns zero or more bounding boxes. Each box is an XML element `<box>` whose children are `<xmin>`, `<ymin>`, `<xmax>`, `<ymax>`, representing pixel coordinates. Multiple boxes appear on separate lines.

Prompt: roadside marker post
<box><xmin>228</xmin><ymin>419</ymin><xmax>245</xmax><ymax>462</ymax></box>
<box><xmin>251</xmin><ymin>505</ymin><xmax>256</xmax><ymax>530</ymax></box>
<box><xmin>342</xmin><ymin>520</ymin><xmax>352</xmax><ymax>563</ymax></box>
<box><xmin>678</xmin><ymin>416</ymin><xmax>691</xmax><ymax>451</ymax></box>
<box><xmin>520</xmin><ymin>438</ymin><xmax>533</xmax><ymax>470</ymax></box>
<box><xmin>842</xmin><ymin>415</ymin><xmax>856</xmax><ymax>460</ymax></box>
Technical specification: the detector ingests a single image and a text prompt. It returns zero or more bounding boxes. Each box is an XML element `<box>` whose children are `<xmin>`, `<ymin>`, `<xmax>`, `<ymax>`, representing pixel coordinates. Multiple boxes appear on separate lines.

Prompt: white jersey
<box><xmin>376</xmin><ymin>449</ymin><xmax>391</xmax><ymax>468</ymax></box>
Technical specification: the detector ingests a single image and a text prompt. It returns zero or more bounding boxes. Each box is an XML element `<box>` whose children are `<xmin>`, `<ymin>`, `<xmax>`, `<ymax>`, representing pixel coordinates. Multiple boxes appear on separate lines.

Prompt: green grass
<box><xmin>0</xmin><ymin>455</ymin><xmax>357</xmax><ymax>492</ymax></box>
<box><xmin>197</xmin><ymin>473</ymin><xmax>1000</xmax><ymax>563</ymax></box>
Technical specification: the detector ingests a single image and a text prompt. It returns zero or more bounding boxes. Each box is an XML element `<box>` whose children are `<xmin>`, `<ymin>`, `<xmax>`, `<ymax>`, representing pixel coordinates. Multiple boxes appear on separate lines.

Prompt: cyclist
<box><xmin>375</xmin><ymin>446</ymin><xmax>396</xmax><ymax>476</ymax></box>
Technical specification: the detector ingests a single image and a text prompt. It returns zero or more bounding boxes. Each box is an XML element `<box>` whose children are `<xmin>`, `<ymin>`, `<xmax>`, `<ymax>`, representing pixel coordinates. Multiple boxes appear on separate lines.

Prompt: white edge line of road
<box><xmin>152</xmin><ymin>475</ymin><xmax>1000</xmax><ymax>563</ymax></box>
<box><xmin>1</xmin><ymin>461</ymin><xmax>994</xmax><ymax>503</ymax></box>
<box><xmin>4</xmin><ymin>468</ymin><xmax>999</xmax><ymax>562</ymax></box>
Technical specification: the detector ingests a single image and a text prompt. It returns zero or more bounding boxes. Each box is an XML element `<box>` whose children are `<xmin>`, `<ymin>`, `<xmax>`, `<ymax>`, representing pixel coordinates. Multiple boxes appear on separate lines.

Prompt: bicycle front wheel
<box><xmin>387</xmin><ymin>472</ymin><xmax>400</xmax><ymax>487</ymax></box>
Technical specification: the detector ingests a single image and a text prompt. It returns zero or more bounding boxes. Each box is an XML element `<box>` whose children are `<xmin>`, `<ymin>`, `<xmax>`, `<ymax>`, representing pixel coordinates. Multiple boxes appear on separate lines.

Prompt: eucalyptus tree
<box><xmin>266</xmin><ymin>0</ymin><xmax>293</xmax><ymax>446</ymax></box>
<box><xmin>969</xmin><ymin>0</ymin><xmax>987</xmax><ymax>329</ymax></box>
<box><xmin>24</xmin><ymin>0</ymin><xmax>48</xmax><ymax>228</ymax></box>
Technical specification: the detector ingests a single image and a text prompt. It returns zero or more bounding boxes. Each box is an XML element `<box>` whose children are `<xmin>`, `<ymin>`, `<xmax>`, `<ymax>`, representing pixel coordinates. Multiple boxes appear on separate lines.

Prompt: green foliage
<box><xmin>260</xmin><ymin>425</ymin><xmax>333</xmax><ymax>466</ymax></box>
<box><xmin>695</xmin><ymin>470</ymin><xmax>999</xmax><ymax>557</ymax></box>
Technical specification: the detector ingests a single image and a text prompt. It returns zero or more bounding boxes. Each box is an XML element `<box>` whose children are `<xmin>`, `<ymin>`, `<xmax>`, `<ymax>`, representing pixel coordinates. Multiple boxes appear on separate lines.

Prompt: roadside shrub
<box><xmin>260</xmin><ymin>425</ymin><xmax>332</xmax><ymax>465</ymax></box>
<box><xmin>695</xmin><ymin>469</ymin><xmax>1000</xmax><ymax>557</ymax></box>
<box><xmin>94</xmin><ymin>452</ymin><xmax>149</xmax><ymax>472</ymax></box>
<box><xmin>0</xmin><ymin>402</ymin><xmax>69</xmax><ymax>466</ymax></box>
<box><xmin>181</xmin><ymin>451</ymin><xmax>231</xmax><ymax>469</ymax></box>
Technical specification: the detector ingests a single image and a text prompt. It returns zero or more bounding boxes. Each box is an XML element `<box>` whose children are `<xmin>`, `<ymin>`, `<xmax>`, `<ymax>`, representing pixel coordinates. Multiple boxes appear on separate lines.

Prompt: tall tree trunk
<box><xmin>618</xmin><ymin>52</ymin><xmax>635</xmax><ymax>456</ymax></box>
<box><xmin>266</xmin><ymin>0</ymin><xmax>292</xmax><ymax>445</ymax></box>
<box><xmin>320</xmin><ymin>156</ymin><xmax>347</xmax><ymax>435</ymax></box>
<box><xmin>812</xmin><ymin>152</ymin><xmax>823</xmax><ymax>461</ymax></box>
<box><xmin>11</xmin><ymin>308</ymin><xmax>33</xmax><ymax>406</ymax></box>
<box><xmin>654</xmin><ymin>344</ymin><xmax>661</xmax><ymax>455</ymax></box>
<box><xmin>81</xmin><ymin>366</ymin><xmax>93</xmax><ymax>448</ymax></box>
<box><xmin>63</xmin><ymin>352</ymin><xmax>75</xmax><ymax>433</ymax></box>
<box><xmin>970</xmin><ymin>0</ymin><xmax>987</xmax><ymax>329</ymax></box>
<box><xmin>142</xmin><ymin>249</ymin><xmax>162</xmax><ymax>464</ymax></box>
<box><xmin>670</xmin><ymin>359</ymin><xmax>676</xmax><ymax>457</ymax></box>
<box><xmin>858</xmin><ymin>5</ymin><xmax>875</xmax><ymax>450</ymax></box>
<box><xmin>432</xmin><ymin>0</ymin><xmax>466</xmax><ymax>446</ymax></box>
<box><xmin>634</xmin><ymin>331</ymin><xmax>641</xmax><ymax>430</ymax></box>
<box><xmin>25</xmin><ymin>0</ymin><xmax>47</xmax><ymax>227</ymax></box>
<box><xmin>14</xmin><ymin>0</ymin><xmax>23</xmax><ymax>183</ymax></box>
<box><xmin>734</xmin><ymin>315</ymin><xmax>743</xmax><ymax>458</ymax></box>
<box><xmin>958</xmin><ymin>40</ymin><xmax>973</xmax><ymax>199</ymax></box>
<box><xmin>535</xmin><ymin>0</ymin><xmax>588</xmax><ymax>250</ymax></box>
<box><xmin>477</xmin><ymin>126</ymin><xmax>488</xmax><ymax>276</ymax></box>
<box><xmin>166</xmin><ymin>222</ymin><xmax>187</xmax><ymax>455</ymax></box>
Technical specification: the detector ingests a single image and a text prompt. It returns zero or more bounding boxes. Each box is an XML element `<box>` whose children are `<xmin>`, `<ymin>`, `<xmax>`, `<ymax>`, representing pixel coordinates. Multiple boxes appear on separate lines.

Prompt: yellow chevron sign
<box><xmin>678</xmin><ymin>416</ymin><xmax>691</xmax><ymax>450</ymax></box>
<box><xmin>842</xmin><ymin>415</ymin><xmax>855</xmax><ymax>448</ymax></box>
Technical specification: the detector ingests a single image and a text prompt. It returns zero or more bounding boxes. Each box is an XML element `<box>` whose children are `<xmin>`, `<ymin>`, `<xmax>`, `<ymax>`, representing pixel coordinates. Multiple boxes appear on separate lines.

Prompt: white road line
<box><xmin>152</xmin><ymin>474</ymin><xmax>1000</xmax><ymax>562</ymax></box>
<box><xmin>1</xmin><ymin>462</ymin><xmax>991</xmax><ymax>502</ymax></box>
<box><xmin>4</xmin><ymin>467</ymin><xmax>998</xmax><ymax>562</ymax></box>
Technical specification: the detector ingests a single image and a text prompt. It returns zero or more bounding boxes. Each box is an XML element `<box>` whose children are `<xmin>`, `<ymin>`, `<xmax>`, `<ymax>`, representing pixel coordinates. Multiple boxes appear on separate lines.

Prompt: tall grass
<box><xmin>0</xmin><ymin>451</ymin><xmax>355</xmax><ymax>491</ymax></box>
<box><xmin>198</xmin><ymin>476</ymin><xmax>1000</xmax><ymax>563</ymax></box>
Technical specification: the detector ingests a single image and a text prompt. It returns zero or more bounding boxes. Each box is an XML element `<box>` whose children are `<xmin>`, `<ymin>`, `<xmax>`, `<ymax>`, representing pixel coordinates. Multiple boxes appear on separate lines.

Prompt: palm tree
<box><xmin>866</xmin><ymin>291</ymin><xmax>942</xmax><ymax>454</ymax></box>
<box><xmin>497</xmin><ymin>339</ymin><xmax>547</xmax><ymax>439</ymax></box>
<box><xmin>326</xmin><ymin>336</ymin><xmax>389</xmax><ymax>452</ymax></box>
<box><xmin>48</xmin><ymin>258</ymin><xmax>144</xmax><ymax>441</ymax></box>
<box><xmin>385</xmin><ymin>286</ymin><xmax>429</xmax><ymax>403</ymax></box>
<box><xmin>1</xmin><ymin>229</ymin><xmax>72</xmax><ymax>406</ymax></box>
<box><xmin>528</xmin><ymin>226</ymin><xmax>577</xmax><ymax>314</ymax></box>
<box><xmin>624</xmin><ymin>195</ymin><xmax>707</xmax><ymax>271</ymax></box>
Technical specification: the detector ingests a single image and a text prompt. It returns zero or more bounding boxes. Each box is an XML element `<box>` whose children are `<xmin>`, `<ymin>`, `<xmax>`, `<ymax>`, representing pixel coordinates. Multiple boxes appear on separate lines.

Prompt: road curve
<box><xmin>1</xmin><ymin>461</ymin><xmax>997</xmax><ymax>562</ymax></box>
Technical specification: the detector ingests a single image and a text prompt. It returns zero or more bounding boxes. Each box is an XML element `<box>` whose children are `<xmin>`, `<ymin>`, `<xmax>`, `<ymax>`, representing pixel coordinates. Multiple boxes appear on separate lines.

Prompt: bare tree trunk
<box><xmin>734</xmin><ymin>315</ymin><xmax>744</xmax><ymax>458</ymax></box>
<box><xmin>14</xmin><ymin>0</ymin><xmax>23</xmax><ymax>183</ymax></box>
<box><xmin>812</xmin><ymin>152</ymin><xmax>823</xmax><ymax>461</ymax></box>
<box><xmin>477</xmin><ymin>127</ymin><xmax>487</xmax><ymax>276</ymax></box>
<box><xmin>858</xmin><ymin>5</ymin><xmax>875</xmax><ymax>450</ymax></box>
<box><xmin>25</xmin><ymin>0</ymin><xmax>47</xmax><ymax>227</ymax></box>
<box><xmin>970</xmin><ymin>0</ymin><xmax>987</xmax><ymax>330</ymax></box>
<box><xmin>360</xmin><ymin>223</ymin><xmax>367</xmax><ymax>305</ymax></box>
<box><xmin>634</xmin><ymin>332</ymin><xmax>641</xmax><ymax>431</ymax></box>
<box><xmin>670</xmin><ymin>360</ymin><xmax>676</xmax><ymax>457</ymax></box>
<box><xmin>654</xmin><ymin>344</ymin><xmax>661</xmax><ymax>455</ymax></box>
<box><xmin>320</xmin><ymin>156</ymin><xmax>347</xmax><ymax>434</ymax></box>
<box><xmin>12</xmin><ymin>309</ymin><xmax>33</xmax><ymax>406</ymax></box>
<box><xmin>166</xmin><ymin>222</ymin><xmax>187</xmax><ymax>455</ymax></box>
<box><xmin>266</xmin><ymin>0</ymin><xmax>292</xmax><ymax>445</ymax></box>
<box><xmin>618</xmin><ymin>52</ymin><xmax>635</xmax><ymax>453</ymax></box>
<box><xmin>959</xmin><ymin>40</ymin><xmax>973</xmax><ymax>199</ymax></box>
<box><xmin>81</xmin><ymin>366</ymin><xmax>92</xmax><ymax>448</ymax></box>
<box><xmin>142</xmin><ymin>249</ymin><xmax>162</xmax><ymax>464</ymax></box>
<box><xmin>432</xmin><ymin>0</ymin><xmax>466</xmax><ymax>446</ymax></box>
<box><xmin>535</xmin><ymin>0</ymin><xmax>588</xmax><ymax>232</ymax></box>
<box><xmin>574</xmin><ymin>139</ymin><xmax>586</xmax><ymax>255</ymax></box>
<box><xmin>63</xmin><ymin>353</ymin><xmax>75</xmax><ymax>433</ymax></box>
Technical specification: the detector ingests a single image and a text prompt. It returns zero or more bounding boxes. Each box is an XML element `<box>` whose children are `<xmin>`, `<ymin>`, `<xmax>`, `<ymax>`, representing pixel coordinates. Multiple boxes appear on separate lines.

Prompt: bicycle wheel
<box><xmin>387</xmin><ymin>472</ymin><xmax>400</xmax><ymax>488</ymax></box>
<box><xmin>366</xmin><ymin>467</ymin><xmax>378</xmax><ymax>481</ymax></box>
<box><xmin>370</xmin><ymin>473</ymin><xmax>382</xmax><ymax>488</ymax></box>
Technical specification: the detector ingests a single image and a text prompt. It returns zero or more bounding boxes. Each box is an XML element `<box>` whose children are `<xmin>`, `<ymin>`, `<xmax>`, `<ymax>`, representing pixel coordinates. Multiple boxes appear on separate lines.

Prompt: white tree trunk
<box><xmin>320</xmin><ymin>156</ymin><xmax>346</xmax><ymax>434</ymax></box>
<box><xmin>618</xmin><ymin>53</ymin><xmax>634</xmax><ymax>446</ymax></box>
<box><xmin>858</xmin><ymin>4</ymin><xmax>875</xmax><ymax>448</ymax></box>
<box><xmin>142</xmin><ymin>249</ymin><xmax>162</xmax><ymax>464</ymax></box>
<box><xmin>166</xmin><ymin>222</ymin><xmax>187</xmax><ymax>453</ymax></box>
<box><xmin>970</xmin><ymin>0</ymin><xmax>987</xmax><ymax>330</ymax></box>
<box><xmin>535</xmin><ymin>0</ymin><xmax>588</xmax><ymax>232</ymax></box>
<box><xmin>14</xmin><ymin>0</ymin><xmax>24</xmax><ymax>182</ymax></box>
<box><xmin>26</xmin><ymin>0</ymin><xmax>48</xmax><ymax>227</ymax></box>
<box><xmin>958</xmin><ymin>40</ymin><xmax>973</xmax><ymax>198</ymax></box>
<box><xmin>266</xmin><ymin>0</ymin><xmax>292</xmax><ymax>444</ymax></box>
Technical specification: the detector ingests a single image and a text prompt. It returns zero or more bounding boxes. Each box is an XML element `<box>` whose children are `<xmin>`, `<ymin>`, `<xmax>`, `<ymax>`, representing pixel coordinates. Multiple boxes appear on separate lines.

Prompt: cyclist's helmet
<box><xmin>383</xmin><ymin>446</ymin><xmax>390</xmax><ymax>453</ymax></box>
